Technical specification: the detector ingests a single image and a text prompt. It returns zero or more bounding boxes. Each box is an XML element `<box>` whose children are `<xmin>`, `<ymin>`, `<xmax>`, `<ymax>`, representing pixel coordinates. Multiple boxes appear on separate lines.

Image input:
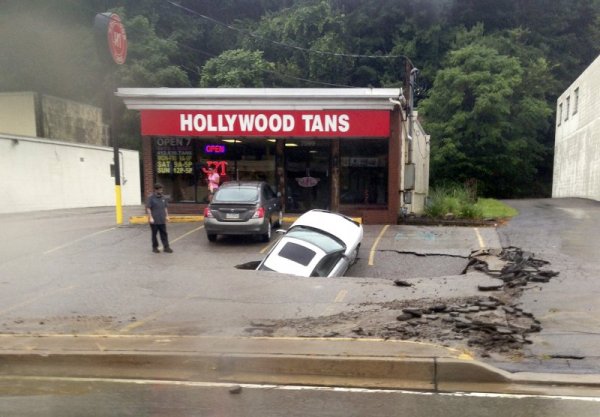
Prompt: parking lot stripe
<box><xmin>321</xmin><ymin>289</ymin><xmax>349</xmax><ymax>316</ymax></box>
<box><xmin>368</xmin><ymin>225</ymin><xmax>389</xmax><ymax>266</ymax></box>
<box><xmin>0</xmin><ymin>285</ymin><xmax>77</xmax><ymax>316</ymax></box>
<box><xmin>474</xmin><ymin>227</ymin><xmax>486</xmax><ymax>248</ymax></box>
<box><xmin>260</xmin><ymin>234</ymin><xmax>282</xmax><ymax>254</ymax></box>
<box><xmin>43</xmin><ymin>227</ymin><xmax>116</xmax><ymax>255</ymax></box>
<box><xmin>334</xmin><ymin>289</ymin><xmax>348</xmax><ymax>303</ymax></box>
<box><xmin>170</xmin><ymin>225</ymin><xmax>204</xmax><ymax>244</ymax></box>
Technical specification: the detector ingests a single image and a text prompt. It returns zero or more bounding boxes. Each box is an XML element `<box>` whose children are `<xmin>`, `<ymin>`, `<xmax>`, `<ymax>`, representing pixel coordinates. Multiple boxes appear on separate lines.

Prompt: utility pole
<box><xmin>94</xmin><ymin>12</ymin><xmax>128</xmax><ymax>224</ymax></box>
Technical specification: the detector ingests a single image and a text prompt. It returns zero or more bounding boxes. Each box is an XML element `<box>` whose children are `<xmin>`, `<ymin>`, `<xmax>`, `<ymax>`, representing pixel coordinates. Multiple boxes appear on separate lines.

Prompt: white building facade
<box><xmin>553</xmin><ymin>54</ymin><xmax>600</xmax><ymax>201</ymax></box>
<box><xmin>0</xmin><ymin>134</ymin><xmax>141</xmax><ymax>214</ymax></box>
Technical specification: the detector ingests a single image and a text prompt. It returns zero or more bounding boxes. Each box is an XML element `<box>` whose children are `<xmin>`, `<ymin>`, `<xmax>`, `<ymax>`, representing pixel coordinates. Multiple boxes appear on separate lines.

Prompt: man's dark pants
<box><xmin>150</xmin><ymin>224</ymin><xmax>169</xmax><ymax>249</ymax></box>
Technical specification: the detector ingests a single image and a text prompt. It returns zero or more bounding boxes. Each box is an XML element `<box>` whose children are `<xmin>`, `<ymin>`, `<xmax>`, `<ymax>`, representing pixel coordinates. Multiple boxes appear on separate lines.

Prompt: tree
<box><xmin>243</xmin><ymin>0</ymin><xmax>352</xmax><ymax>86</ymax></box>
<box><xmin>199</xmin><ymin>49</ymin><xmax>274</xmax><ymax>87</ymax></box>
<box><xmin>420</xmin><ymin>33</ymin><xmax>552</xmax><ymax>197</ymax></box>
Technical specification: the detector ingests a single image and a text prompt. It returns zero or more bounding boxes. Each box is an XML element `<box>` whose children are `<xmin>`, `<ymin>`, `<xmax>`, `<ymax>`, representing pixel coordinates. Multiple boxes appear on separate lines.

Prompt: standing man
<box><xmin>207</xmin><ymin>166</ymin><xmax>220</xmax><ymax>202</ymax></box>
<box><xmin>146</xmin><ymin>183</ymin><xmax>173</xmax><ymax>253</ymax></box>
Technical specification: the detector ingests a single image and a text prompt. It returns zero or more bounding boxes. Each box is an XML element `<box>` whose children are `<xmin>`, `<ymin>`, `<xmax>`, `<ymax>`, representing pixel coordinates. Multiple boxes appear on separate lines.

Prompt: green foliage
<box><xmin>420</xmin><ymin>25</ymin><xmax>555</xmax><ymax>198</ymax></box>
<box><xmin>114</xmin><ymin>11</ymin><xmax>191</xmax><ymax>88</ymax></box>
<box><xmin>474</xmin><ymin>199</ymin><xmax>518</xmax><ymax>219</ymax></box>
<box><xmin>424</xmin><ymin>185</ymin><xmax>517</xmax><ymax>219</ymax></box>
<box><xmin>424</xmin><ymin>185</ymin><xmax>483</xmax><ymax>219</ymax></box>
<box><xmin>199</xmin><ymin>49</ymin><xmax>273</xmax><ymax>87</ymax></box>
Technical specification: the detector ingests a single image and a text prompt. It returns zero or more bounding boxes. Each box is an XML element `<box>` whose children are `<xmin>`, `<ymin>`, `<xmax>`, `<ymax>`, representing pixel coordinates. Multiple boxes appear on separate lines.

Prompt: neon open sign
<box><xmin>205</xmin><ymin>144</ymin><xmax>226</xmax><ymax>154</ymax></box>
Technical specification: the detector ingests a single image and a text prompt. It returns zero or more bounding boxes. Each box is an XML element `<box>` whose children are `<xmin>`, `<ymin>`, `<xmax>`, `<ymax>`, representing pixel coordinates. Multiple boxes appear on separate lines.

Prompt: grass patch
<box><xmin>424</xmin><ymin>186</ymin><xmax>518</xmax><ymax>220</ymax></box>
<box><xmin>474</xmin><ymin>198</ymin><xmax>518</xmax><ymax>219</ymax></box>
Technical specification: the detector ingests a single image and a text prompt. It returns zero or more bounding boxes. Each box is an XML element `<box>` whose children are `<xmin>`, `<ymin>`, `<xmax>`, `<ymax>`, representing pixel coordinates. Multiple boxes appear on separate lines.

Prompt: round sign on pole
<box><xmin>94</xmin><ymin>12</ymin><xmax>127</xmax><ymax>65</ymax></box>
<box><xmin>107</xmin><ymin>14</ymin><xmax>127</xmax><ymax>65</ymax></box>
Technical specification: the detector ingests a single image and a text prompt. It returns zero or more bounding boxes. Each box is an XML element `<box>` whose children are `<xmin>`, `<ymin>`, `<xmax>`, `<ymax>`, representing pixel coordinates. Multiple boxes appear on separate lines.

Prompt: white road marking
<box><xmin>171</xmin><ymin>225</ymin><xmax>204</xmax><ymax>244</ymax></box>
<box><xmin>43</xmin><ymin>227</ymin><xmax>116</xmax><ymax>255</ymax></box>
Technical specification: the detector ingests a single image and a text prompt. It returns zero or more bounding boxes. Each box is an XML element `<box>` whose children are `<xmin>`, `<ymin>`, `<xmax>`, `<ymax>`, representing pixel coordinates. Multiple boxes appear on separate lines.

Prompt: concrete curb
<box><xmin>129</xmin><ymin>215</ymin><xmax>204</xmax><ymax>224</ymax></box>
<box><xmin>1</xmin><ymin>335</ymin><xmax>600</xmax><ymax>396</ymax></box>
<box><xmin>128</xmin><ymin>215</ymin><xmax>361</xmax><ymax>225</ymax></box>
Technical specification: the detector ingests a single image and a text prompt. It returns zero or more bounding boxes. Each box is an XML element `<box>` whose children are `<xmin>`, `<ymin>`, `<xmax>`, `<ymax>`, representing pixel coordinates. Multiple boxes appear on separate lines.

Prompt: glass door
<box><xmin>284</xmin><ymin>140</ymin><xmax>331</xmax><ymax>212</ymax></box>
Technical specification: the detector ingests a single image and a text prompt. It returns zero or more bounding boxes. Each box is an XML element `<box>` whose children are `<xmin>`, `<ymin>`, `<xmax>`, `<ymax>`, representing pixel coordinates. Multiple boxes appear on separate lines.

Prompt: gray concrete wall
<box><xmin>0</xmin><ymin>92</ymin><xmax>109</xmax><ymax>146</ymax></box>
<box><xmin>0</xmin><ymin>92</ymin><xmax>37</xmax><ymax>137</ymax></box>
<box><xmin>41</xmin><ymin>95</ymin><xmax>109</xmax><ymax>146</ymax></box>
<box><xmin>553</xmin><ymin>54</ymin><xmax>600</xmax><ymax>201</ymax></box>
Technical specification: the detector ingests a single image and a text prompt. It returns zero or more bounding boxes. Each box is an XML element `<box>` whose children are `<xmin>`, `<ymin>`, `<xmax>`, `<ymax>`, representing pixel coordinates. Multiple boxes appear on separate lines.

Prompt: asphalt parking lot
<box><xmin>0</xmin><ymin>206</ymin><xmax>498</xmax><ymax>338</ymax></box>
<box><xmin>3</xmin><ymin>199</ymin><xmax>600</xmax><ymax>375</ymax></box>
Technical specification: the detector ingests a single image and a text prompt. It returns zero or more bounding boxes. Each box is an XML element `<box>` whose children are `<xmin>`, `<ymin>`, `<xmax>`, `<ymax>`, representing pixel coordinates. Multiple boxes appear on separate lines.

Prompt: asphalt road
<box><xmin>495</xmin><ymin>198</ymin><xmax>600</xmax><ymax>373</ymax></box>
<box><xmin>1</xmin><ymin>377</ymin><xmax>600</xmax><ymax>417</ymax></box>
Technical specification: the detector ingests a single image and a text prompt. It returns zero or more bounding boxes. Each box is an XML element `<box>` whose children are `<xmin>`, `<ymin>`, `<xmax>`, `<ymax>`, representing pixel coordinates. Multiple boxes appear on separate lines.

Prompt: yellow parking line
<box><xmin>43</xmin><ymin>227</ymin><xmax>116</xmax><ymax>255</ymax></box>
<box><xmin>322</xmin><ymin>289</ymin><xmax>348</xmax><ymax>315</ymax></box>
<box><xmin>368</xmin><ymin>225</ymin><xmax>389</xmax><ymax>266</ymax></box>
<box><xmin>260</xmin><ymin>234</ymin><xmax>283</xmax><ymax>254</ymax></box>
<box><xmin>334</xmin><ymin>289</ymin><xmax>348</xmax><ymax>303</ymax></box>
<box><xmin>171</xmin><ymin>225</ymin><xmax>204</xmax><ymax>244</ymax></box>
<box><xmin>474</xmin><ymin>227</ymin><xmax>486</xmax><ymax>249</ymax></box>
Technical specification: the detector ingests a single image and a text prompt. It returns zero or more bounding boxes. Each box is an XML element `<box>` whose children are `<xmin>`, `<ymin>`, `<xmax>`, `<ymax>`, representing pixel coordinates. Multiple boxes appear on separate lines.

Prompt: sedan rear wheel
<box><xmin>261</xmin><ymin>221</ymin><xmax>272</xmax><ymax>242</ymax></box>
<box><xmin>275</xmin><ymin>210</ymin><xmax>283</xmax><ymax>227</ymax></box>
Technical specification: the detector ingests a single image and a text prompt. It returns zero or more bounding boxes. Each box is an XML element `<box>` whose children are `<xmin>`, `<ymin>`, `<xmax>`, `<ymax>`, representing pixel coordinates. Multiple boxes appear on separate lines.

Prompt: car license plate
<box><xmin>226</xmin><ymin>213</ymin><xmax>240</xmax><ymax>219</ymax></box>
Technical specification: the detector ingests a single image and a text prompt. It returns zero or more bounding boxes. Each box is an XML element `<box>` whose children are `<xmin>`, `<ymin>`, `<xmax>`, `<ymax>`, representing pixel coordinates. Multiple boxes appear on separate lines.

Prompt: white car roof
<box><xmin>290</xmin><ymin>210</ymin><xmax>362</xmax><ymax>249</ymax></box>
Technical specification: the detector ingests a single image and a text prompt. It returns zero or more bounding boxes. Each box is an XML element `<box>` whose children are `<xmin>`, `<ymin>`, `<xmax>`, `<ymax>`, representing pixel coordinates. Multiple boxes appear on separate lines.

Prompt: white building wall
<box><xmin>410</xmin><ymin>114</ymin><xmax>430</xmax><ymax>214</ymax></box>
<box><xmin>553</xmin><ymin>54</ymin><xmax>600</xmax><ymax>201</ymax></box>
<box><xmin>1</xmin><ymin>134</ymin><xmax>141</xmax><ymax>214</ymax></box>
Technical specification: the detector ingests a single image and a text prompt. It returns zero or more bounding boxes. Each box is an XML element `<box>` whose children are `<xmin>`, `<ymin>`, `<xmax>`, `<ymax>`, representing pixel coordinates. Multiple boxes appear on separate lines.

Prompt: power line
<box><xmin>71</xmin><ymin>0</ymin><xmax>392</xmax><ymax>88</ymax></box>
<box><xmin>178</xmin><ymin>43</ymin><xmax>358</xmax><ymax>88</ymax></box>
<box><xmin>165</xmin><ymin>0</ymin><xmax>415</xmax><ymax>67</ymax></box>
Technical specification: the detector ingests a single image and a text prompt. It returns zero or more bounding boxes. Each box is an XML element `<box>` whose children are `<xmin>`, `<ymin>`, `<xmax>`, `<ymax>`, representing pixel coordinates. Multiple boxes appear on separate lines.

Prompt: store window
<box><xmin>153</xmin><ymin>137</ymin><xmax>276</xmax><ymax>203</ymax></box>
<box><xmin>340</xmin><ymin>139</ymin><xmax>388</xmax><ymax>205</ymax></box>
<box><xmin>557</xmin><ymin>103</ymin><xmax>562</xmax><ymax>126</ymax></box>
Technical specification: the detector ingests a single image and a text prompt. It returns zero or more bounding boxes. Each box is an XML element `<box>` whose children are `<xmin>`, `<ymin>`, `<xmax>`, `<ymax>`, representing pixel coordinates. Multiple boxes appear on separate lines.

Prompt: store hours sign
<box><xmin>155</xmin><ymin>137</ymin><xmax>193</xmax><ymax>175</ymax></box>
<box><xmin>141</xmin><ymin>110</ymin><xmax>390</xmax><ymax>138</ymax></box>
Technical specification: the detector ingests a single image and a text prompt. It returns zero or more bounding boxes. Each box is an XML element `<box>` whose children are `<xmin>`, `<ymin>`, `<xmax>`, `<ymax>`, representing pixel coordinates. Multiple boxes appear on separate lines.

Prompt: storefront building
<box><xmin>118</xmin><ymin>88</ymin><xmax>426</xmax><ymax>224</ymax></box>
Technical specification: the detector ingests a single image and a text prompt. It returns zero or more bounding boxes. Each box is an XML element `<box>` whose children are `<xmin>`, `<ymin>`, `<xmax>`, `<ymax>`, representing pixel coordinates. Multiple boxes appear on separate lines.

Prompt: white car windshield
<box><xmin>285</xmin><ymin>226</ymin><xmax>346</xmax><ymax>254</ymax></box>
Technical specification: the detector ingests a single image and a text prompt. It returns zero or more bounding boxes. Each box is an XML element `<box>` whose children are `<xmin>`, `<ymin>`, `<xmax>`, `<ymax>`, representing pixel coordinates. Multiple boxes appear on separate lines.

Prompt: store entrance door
<box><xmin>285</xmin><ymin>141</ymin><xmax>331</xmax><ymax>213</ymax></box>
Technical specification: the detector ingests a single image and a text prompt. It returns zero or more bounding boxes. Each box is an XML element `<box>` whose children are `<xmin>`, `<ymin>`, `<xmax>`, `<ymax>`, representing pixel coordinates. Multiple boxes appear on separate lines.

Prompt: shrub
<box><xmin>425</xmin><ymin>184</ymin><xmax>482</xmax><ymax>219</ymax></box>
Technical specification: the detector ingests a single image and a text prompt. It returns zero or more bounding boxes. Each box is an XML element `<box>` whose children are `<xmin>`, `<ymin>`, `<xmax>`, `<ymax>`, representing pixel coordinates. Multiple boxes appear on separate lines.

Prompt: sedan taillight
<box><xmin>253</xmin><ymin>207</ymin><xmax>265</xmax><ymax>218</ymax></box>
<box><xmin>203</xmin><ymin>207</ymin><xmax>213</xmax><ymax>218</ymax></box>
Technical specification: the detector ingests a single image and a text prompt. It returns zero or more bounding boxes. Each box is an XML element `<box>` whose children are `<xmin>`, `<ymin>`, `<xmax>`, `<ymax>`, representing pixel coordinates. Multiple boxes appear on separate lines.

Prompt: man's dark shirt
<box><xmin>146</xmin><ymin>194</ymin><xmax>168</xmax><ymax>225</ymax></box>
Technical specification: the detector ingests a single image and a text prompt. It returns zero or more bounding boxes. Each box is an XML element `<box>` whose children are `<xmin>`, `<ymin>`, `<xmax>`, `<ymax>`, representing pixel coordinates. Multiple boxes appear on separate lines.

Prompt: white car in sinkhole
<box><xmin>256</xmin><ymin>209</ymin><xmax>363</xmax><ymax>277</ymax></box>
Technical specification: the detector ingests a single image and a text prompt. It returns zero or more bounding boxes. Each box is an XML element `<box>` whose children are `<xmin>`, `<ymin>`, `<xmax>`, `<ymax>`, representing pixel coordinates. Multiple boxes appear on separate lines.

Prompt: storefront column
<box><xmin>331</xmin><ymin>139</ymin><xmax>340</xmax><ymax>212</ymax></box>
<box><xmin>389</xmin><ymin>106</ymin><xmax>402</xmax><ymax>223</ymax></box>
<box><xmin>276</xmin><ymin>139</ymin><xmax>285</xmax><ymax>211</ymax></box>
<box><xmin>142</xmin><ymin>135</ymin><xmax>154</xmax><ymax>198</ymax></box>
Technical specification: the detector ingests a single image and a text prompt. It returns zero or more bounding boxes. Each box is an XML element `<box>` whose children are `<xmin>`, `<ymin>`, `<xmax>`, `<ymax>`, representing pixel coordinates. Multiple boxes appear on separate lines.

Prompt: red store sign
<box><xmin>141</xmin><ymin>110</ymin><xmax>390</xmax><ymax>138</ymax></box>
